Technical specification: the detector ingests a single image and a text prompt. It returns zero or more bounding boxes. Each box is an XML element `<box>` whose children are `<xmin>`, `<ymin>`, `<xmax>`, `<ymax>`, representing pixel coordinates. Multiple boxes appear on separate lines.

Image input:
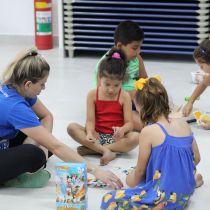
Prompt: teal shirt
<box><xmin>93</xmin><ymin>53</ymin><xmax>139</xmax><ymax>91</ymax></box>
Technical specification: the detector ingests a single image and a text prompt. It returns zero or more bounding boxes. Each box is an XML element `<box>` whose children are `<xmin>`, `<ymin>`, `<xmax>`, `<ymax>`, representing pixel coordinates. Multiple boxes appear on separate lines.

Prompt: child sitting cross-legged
<box><xmin>67</xmin><ymin>48</ymin><xmax>139</xmax><ymax>166</ymax></box>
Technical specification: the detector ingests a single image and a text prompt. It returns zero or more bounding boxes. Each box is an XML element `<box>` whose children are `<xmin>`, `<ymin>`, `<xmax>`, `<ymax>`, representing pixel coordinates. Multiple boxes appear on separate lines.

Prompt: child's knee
<box><xmin>67</xmin><ymin>122</ymin><xmax>77</xmax><ymax>136</ymax></box>
<box><xmin>129</xmin><ymin>132</ymin><xmax>139</xmax><ymax>145</ymax></box>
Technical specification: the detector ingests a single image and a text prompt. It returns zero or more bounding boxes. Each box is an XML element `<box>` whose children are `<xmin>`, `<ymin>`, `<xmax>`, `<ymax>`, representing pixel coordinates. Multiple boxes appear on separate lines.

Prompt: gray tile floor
<box><xmin>0</xmin><ymin>37</ymin><xmax>209</xmax><ymax>210</ymax></box>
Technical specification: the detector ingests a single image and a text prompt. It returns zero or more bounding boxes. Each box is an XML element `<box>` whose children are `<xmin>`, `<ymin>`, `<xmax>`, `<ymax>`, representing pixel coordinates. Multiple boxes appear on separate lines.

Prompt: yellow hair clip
<box><xmin>134</xmin><ymin>75</ymin><xmax>161</xmax><ymax>90</ymax></box>
<box><xmin>134</xmin><ymin>78</ymin><xmax>148</xmax><ymax>90</ymax></box>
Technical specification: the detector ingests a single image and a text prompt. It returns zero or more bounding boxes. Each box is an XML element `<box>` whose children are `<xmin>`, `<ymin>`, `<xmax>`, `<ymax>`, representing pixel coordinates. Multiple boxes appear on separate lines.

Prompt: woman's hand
<box><xmin>92</xmin><ymin>168</ymin><xmax>123</xmax><ymax>189</ymax></box>
<box><xmin>200</xmin><ymin>119</ymin><xmax>210</xmax><ymax>129</ymax></box>
<box><xmin>182</xmin><ymin>102</ymin><xmax>193</xmax><ymax>117</ymax></box>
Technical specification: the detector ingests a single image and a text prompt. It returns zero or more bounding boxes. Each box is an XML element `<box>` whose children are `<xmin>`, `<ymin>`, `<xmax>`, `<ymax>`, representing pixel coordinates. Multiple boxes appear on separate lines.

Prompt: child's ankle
<box><xmin>195</xmin><ymin>173</ymin><xmax>204</xmax><ymax>188</ymax></box>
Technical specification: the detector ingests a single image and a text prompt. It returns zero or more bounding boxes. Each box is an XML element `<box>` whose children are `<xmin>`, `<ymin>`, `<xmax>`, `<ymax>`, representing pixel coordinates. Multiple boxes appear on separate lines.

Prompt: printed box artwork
<box><xmin>55</xmin><ymin>162</ymin><xmax>87</xmax><ymax>210</ymax></box>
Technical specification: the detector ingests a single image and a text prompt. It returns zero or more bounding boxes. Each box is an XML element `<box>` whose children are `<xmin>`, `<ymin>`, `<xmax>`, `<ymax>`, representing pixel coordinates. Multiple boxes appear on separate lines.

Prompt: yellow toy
<box><xmin>193</xmin><ymin>111</ymin><xmax>202</xmax><ymax>120</ymax></box>
<box><xmin>200</xmin><ymin>114</ymin><xmax>210</xmax><ymax>121</ymax></box>
<box><xmin>193</xmin><ymin>111</ymin><xmax>210</xmax><ymax>125</ymax></box>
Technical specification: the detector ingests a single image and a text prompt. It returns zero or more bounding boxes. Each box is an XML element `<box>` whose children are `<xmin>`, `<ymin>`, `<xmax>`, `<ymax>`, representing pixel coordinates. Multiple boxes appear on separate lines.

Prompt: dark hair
<box><xmin>193</xmin><ymin>39</ymin><xmax>210</xmax><ymax>64</ymax></box>
<box><xmin>2</xmin><ymin>48</ymin><xmax>50</xmax><ymax>86</ymax></box>
<box><xmin>98</xmin><ymin>48</ymin><xmax>127</xmax><ymax>81</ymax></box>
<box><xmin>135</xmin><ymin>78</ymin><xmax>170</xmax><ymax>125</ymax></box>
<box><xmin>114</xmin><ymin>20</ymin><xmax>144</xmax><ymax>45</ymax></box>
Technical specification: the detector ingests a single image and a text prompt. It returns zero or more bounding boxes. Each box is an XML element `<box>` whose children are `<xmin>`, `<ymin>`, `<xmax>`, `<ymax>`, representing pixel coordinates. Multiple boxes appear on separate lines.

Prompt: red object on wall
<box><xmin>34</xmin><ymin>0</ymin><xmax>53</xmax><ymax>50</ymax></box>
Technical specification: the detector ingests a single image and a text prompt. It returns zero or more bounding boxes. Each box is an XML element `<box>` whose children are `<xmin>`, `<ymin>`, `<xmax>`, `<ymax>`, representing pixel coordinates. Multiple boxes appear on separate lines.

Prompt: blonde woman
<box><xmin>0</xmin><ymin>48</ymin><xmax>122</xmax><ymax>189</ymax></box>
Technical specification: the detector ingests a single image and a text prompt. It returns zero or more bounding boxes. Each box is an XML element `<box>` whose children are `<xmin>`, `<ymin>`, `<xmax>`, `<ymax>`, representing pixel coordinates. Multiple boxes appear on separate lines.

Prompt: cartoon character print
<box><xmin>56</xmin><ymin>165</ymin><xmax>86</xmax><ymax>205</ymax></box>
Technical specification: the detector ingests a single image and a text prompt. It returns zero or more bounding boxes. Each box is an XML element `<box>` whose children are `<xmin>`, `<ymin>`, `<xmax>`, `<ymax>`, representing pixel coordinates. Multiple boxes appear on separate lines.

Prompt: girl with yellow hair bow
<box><xmin>101</xmin><ymin>74</ymin><xmax>202</xmax><ymax>210</ymax></box>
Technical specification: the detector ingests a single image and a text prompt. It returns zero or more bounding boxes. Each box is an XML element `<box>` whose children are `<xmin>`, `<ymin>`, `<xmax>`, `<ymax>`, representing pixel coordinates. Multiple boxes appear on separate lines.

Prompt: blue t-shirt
<box><xmin>0</xmin><ymin>85</ymin><xmax>41</xmax><ymax>139</ymax></box>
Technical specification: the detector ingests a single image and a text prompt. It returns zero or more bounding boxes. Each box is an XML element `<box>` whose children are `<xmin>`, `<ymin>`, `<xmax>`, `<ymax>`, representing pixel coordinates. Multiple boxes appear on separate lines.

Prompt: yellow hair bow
<box><xmin>134</xmin><ymin>75</ymin><xmax>161</xmax><ymax>90</ymax></box>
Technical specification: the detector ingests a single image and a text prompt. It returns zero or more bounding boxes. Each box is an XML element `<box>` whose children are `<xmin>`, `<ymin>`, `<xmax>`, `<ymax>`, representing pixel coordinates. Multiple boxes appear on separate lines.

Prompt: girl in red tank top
<box><xmin>95</xmin><ymin>87</ymin><xmax>123</xmax><ymax>134</ymax></box>
<box><xmin>67</xmin><ymin>48</ymin><xmax>139</xmax><ymax>166</ymax></box>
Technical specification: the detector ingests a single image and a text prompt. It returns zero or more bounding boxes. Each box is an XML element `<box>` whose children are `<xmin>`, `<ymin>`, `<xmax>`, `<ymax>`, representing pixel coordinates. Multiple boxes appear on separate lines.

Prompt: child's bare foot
<box><xmin>195</xmin><ymin>173</ymin><xmax>204</xmax><ymax>188</ymax></box>
<box><xmin>100</xmin><ymin>149</ymin><xmax>116</xmax><ymax>166</ymax></box>
<box><xmin>77</xmin><ymin>146</ymin><xmax>100</xmax><ymax>156</ymax></box>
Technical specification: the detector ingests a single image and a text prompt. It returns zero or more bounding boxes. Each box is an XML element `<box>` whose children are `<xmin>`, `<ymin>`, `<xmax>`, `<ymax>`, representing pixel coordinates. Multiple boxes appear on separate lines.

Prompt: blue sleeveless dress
<box><xmin>101</xmin><ymin>123</ymin><xmax>196</xmax><ymax>210</ymax></box>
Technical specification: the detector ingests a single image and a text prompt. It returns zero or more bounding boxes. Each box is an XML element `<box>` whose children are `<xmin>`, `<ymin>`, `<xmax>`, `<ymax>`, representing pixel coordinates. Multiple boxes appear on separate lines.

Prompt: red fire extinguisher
<box><xmin>34</xmin><ymin>0</ymin><xmax>53</xmax><ymax>50</ymax></box>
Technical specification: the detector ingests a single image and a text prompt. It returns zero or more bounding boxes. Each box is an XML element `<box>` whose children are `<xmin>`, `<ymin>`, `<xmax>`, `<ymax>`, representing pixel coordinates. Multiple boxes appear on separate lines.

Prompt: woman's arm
<box><xmin>188</xmin><ymin>79</ymin><xmax>209</xmax><ymax>104</ymax></box>
<box><xmin>20</xmin><ymin>125</ymin><xmax>123</xmax><ymax>189</ymax></box>
<box><xmin>32</xmin><ymin>98</ymin><xmax>53</xmax><ymax>132</ymax></box>
<box><xmin>137</xmin><ymin>54</ymin><xmax>148</xmax><ymax>79</ymax></box>
<box><xmin>126</xmin><ymin>128</ymin><xmax>152</xmax><ymax>187</ymax></box>
<box><xmin>26</xmin><ymin>98</ymin><xmax>53</xmax><ymax>158</ymax></box>
<box><xmin>183</xmin><ymin>75</ymin><xmax>210</xmax><ymax>116</ymax></box>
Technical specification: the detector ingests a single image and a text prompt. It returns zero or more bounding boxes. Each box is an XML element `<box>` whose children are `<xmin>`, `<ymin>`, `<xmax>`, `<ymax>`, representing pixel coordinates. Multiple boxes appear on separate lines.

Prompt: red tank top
<box><xmin>95</xmin><ymin>87</ymin><xmax>124</xmax><ymax>134</ymax></box>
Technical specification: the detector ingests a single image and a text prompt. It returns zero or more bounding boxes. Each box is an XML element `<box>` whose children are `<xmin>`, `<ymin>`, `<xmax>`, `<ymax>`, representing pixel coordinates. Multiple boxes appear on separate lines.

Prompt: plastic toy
<box><xmin>193</xmin><ymin>111</ymin><xmax>210</xmax><ymax>125</ymax></box>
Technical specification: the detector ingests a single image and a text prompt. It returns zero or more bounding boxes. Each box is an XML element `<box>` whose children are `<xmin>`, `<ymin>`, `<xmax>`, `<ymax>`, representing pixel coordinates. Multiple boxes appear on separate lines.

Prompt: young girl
<box><xmin>93</xmin><ymin>20</ymin><xmax>148</xmax><ymax>131</ymax></box>
<box><xmin>0</xmin><ymin>48</ymin><xmax>123</xmax><ymax>189</ymax></box>
<box><xmin>67</xmin><ymin>48</ymin><xmax>139</xmax><ymax>166</ymax></box>
<box><xmin>183</xmin><ymin>39</ymin><xmax>210</xmax><ymax>129</ymax></box>
<box><xmin>101</xmin><ymin>77</ymin><xmax>203</xmax><ymax>209</ymax></box>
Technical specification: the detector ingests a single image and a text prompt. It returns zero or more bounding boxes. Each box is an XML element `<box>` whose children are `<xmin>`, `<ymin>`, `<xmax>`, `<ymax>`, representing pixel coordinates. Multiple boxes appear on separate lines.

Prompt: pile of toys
<box><xmin>193</xmin><ymin>111</ymin><xmax>210</xmax><ymax>125</ymax></box>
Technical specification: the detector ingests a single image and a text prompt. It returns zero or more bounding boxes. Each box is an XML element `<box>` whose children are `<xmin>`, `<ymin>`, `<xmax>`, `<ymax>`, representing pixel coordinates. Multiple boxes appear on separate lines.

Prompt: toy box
<box><xmin>55</xmin><ymin>162</ymin><xmax>87</xmax><ymax>210</ymax></box>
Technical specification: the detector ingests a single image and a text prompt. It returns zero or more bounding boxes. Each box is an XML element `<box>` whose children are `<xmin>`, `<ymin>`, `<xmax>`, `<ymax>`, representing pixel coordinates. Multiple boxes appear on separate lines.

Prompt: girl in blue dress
<box><xmin>101</xmin><ymin>77</ymin><xmax>203</xmax><ymax>209</ymax></box>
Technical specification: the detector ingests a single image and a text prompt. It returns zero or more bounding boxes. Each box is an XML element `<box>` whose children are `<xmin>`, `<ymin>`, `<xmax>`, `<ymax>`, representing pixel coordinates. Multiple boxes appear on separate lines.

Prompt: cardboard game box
<box><xmin>55</xmin><ymin>163</ymin><xmax>87</xmax><ymax>210</ymax></box>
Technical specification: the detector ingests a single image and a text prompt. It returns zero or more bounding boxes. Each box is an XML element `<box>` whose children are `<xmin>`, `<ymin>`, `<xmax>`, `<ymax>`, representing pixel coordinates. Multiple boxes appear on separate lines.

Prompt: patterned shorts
<box><xmin>99</xmin><ymin>133</ymin><xmax>115</xmax><ymax>145</ymax></box>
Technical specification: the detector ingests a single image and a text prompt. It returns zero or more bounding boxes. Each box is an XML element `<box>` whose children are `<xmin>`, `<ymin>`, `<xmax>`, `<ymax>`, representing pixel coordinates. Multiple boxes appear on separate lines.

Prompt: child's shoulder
<box><xmin>121</xmin><ymin>89</ymin><xmax>129</xmax><ymax>96</ymax></box>
<box><xmin>142</xmin><ymin>119</ymin><xmax>189</xmax><ymax>133</ymax></box>
<box><xmin>170</xmin><ymin>118</ymin><xmax>191</xmax><ymax>133</ymax></box>
<box><xmin>87</xmin><ymin>89</ymin><xmax>97</xmax><ymax>99</ymax></box>
<box><xmin>141</xmin><ymin>123</ymin><xmax>161</xmax><ymax>133</ymax></box>
<box><xmin>139</xmin><ymin>124</ymin><xmax>163</xmax><ymax>144</ymax></box>
<box><xmin>171</xmin><ymin>118</ymin><xmax>189</xmax><ymax>128</ymax></box>
<box><xmin>203</xmin><ymin>73</ymin><xmax>210</xmax><ymax>86</ymax></box>
<box><xmin>128</xmin><ymin>56</ymin><xmax>139</xmax><ymax>66</ymax></box>
<box><xmin>120</xmin><ymin>89</ymin><xmax>131</xmax><ymax>100</ymax></box>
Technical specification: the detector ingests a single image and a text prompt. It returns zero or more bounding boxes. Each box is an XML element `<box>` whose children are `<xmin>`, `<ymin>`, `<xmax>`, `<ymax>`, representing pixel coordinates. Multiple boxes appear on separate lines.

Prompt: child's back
<box><xmin>147</xmin><ymin>118</ymin><xmax>192</xmax><ymax>146</ymax></box>
<box><xmin>101</xmin><ymin>78</ymin><xmax>201</xmax><ymax>210</ymax></box>
<box><xmin>144</xmin><ymin>120</ymin><xmax>195</xmax><ymax>208</ymax></box>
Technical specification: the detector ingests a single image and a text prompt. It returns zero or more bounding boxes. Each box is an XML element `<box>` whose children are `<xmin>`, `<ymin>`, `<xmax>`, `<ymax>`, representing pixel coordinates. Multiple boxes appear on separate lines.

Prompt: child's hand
<box><xmin>182</xmin><ymin>102</ymin><xmax>193</xmax><ymax>117</ymax></box>
<box><xmin>200</xmin><ymin>119</ymin><xmax>210</xmax><ymax>129</ymax></box>
<box><xmin>86</xmin><ymin>133</ymin><xmax>97</xmax><ymax>143</ymax></box>
<box><xmin>112</xmin><ymin>127</ymin><xmax>124</xmax><ymax>141</ymax></box>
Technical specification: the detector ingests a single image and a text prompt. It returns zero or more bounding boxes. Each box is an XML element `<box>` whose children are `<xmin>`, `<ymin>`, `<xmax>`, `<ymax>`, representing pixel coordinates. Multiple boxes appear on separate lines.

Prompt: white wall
<box><xmin>0</xmin><ymin>0</ymin><xmax>58</xmax><ymax>36</ymax></box>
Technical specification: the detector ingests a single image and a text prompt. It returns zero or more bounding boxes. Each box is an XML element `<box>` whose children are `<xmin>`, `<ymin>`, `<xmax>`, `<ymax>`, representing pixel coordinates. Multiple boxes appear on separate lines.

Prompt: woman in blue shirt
<box><xmin>0</xmin><ymin>48</ymin><xmax>122</xmax><ymax>189</ymax></box>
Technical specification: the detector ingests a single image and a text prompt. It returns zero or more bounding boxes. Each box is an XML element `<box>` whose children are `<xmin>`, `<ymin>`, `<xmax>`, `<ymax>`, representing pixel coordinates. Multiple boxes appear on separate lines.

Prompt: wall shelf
<box><xmin>61</xmin><ymin>0</ymin><xmax>210</xmax><ymax>57</ymax></box>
